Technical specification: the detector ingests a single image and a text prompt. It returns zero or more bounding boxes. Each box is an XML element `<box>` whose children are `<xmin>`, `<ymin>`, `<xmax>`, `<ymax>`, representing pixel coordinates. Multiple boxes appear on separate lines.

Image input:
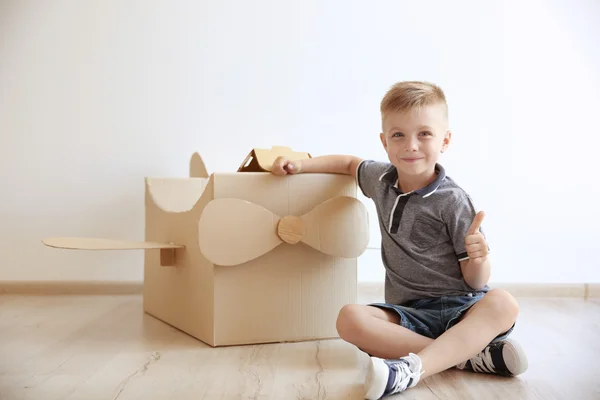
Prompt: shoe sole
<box><xmin>364</xmin><ymin>357</ymin><xmax>389</xmax><ymax>400</ymax></box>
<box><xmin>502</xmin><ymin>338</ymin><xmax>528</xmax><ymax>376</ymax></box>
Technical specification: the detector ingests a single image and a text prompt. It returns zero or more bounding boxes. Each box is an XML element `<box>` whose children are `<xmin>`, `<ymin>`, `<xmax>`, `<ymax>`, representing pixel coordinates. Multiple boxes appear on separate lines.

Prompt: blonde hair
<box><xmin>380</xmin><ymin>81</ymin><xmax>448</xmax><ymax>119</ymax></box>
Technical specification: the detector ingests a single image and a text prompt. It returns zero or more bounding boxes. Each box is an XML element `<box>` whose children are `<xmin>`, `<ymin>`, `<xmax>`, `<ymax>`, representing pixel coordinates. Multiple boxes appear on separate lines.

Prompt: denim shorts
<box><xmin>369</xmin><ymin>291</ymin><xmax>514</xmax><ymax>342</ymax></box>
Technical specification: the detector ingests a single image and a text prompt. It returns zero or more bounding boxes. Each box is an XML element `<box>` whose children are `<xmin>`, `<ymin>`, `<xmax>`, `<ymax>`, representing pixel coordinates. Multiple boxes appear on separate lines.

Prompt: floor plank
<box><xmin>0</xmin><ymin>294</ymin><xmax>598</xmax><ymax>399</ymax></box>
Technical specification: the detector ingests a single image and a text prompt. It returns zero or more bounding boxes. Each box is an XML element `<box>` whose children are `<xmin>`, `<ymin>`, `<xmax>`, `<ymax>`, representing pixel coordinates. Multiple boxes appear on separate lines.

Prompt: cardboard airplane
<box><xmin>42</xmin><ymin>146</ymin><xmax>370</xmax><ymax>346</ymax></box>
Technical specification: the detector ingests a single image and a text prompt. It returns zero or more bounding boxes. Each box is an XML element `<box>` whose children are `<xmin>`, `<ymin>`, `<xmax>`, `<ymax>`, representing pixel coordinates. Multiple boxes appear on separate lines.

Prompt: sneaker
<box><xmin>364</xmin><ymin>353</ymin><xmax>424</xmax><ymax>399</ymax></box>
<box><xmin>456</xmin><ymin>338</ymin><xmax>528</xmax><ymax>376</ymax></box>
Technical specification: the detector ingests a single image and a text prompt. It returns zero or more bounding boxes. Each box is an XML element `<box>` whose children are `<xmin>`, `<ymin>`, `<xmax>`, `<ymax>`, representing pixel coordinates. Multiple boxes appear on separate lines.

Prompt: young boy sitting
<box><xmin>270</xmin><ymin>81</ymin><xmax>528</xmax><ymax>399</ymax></box>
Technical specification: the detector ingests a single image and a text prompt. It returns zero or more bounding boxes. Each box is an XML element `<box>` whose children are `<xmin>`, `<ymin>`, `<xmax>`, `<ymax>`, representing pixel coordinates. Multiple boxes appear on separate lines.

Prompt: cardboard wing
<box><xmin>42</xmin><ymin>237</ymin><xmax>183</xmax><ymax>266</ymax></box>
<box><xmin>42</xmin><ymin>237</ymin><xmax>184</xmax><ymax>250</ymax></box>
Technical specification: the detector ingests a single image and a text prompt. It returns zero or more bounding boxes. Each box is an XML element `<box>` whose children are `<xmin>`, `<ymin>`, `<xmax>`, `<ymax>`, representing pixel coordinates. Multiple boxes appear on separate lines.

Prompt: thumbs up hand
<box><xmin>465</xmin><ymin>211</ymin><xmax>488</xmax><ymax>266</ymax></box>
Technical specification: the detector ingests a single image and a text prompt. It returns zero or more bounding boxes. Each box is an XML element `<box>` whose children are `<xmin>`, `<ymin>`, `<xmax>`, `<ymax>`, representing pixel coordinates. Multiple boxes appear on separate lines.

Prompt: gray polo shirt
<box><xmin>357</xmin><ymin>160</ymin><xmax>490</xmax><ymax>305</ymax></box>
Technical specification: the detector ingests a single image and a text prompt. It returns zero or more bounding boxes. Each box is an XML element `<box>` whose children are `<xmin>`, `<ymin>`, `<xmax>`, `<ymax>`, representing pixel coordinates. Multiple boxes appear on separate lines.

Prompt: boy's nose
<box><xmin>405</xmin><ymin>138</ymin><xmax>419</xmax><ymax>151</ymax></box>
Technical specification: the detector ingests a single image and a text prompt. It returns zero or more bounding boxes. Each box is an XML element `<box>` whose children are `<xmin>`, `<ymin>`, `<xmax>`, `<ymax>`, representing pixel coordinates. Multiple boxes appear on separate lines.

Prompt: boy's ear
<box><xmin>380</xmin><ymin>133</ymin><xmax>387</xmax><ymax>151</ymax></box>
<box><xmin>441</xmin><ymin>130</ymin><xmax>452</xmax><ymax>153</ymax></box>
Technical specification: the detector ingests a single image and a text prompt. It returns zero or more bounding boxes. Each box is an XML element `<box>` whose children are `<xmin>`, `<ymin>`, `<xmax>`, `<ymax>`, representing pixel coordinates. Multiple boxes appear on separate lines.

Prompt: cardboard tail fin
<box><xmin>190</xmin><ymin>152</ymin><xmax>209</xmax><ymax>178</ymax></box>
<box><xmin>42</xmin><ymin>237</ymin><xmax>184</xmax><ymax>266</ymax></box>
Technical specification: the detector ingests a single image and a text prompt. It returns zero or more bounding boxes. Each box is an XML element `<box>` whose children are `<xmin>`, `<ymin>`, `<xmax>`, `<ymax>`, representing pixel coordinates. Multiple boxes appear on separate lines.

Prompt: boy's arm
<box><xmin>444</xmin><ymin>195</ymin><xmax>492</xmax><ymax>290</ymax></box>
<box><xmin>460</xmin><ymin>258</ymin><xmax>491</xmax><ymax>290</ymax></box>
<box><xmin>273</xmin><ymin>154</ymin><xmax>391</xmax><ymax>201</ymax></box>
<box><xmin>272</xmin><ymin>155</ymin><xmax>364</xmax><ymax>178</ymax></box>
<box><xmin>459</xmin><ymin>211</ymin><xmax>491</xmax><ymax>289</ymax></box>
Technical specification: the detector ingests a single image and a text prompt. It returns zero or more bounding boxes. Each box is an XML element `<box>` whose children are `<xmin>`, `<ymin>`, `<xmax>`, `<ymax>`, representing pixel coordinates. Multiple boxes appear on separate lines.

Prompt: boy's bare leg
<box><xmin>417</xmin><ymin>288</ymin><xmax>519</xmax><ymax>378</ymax></box>
<box><xmin>336</xmin><ymin>304</ymin><xmax>433</xmax><ymax>359</ymax></box>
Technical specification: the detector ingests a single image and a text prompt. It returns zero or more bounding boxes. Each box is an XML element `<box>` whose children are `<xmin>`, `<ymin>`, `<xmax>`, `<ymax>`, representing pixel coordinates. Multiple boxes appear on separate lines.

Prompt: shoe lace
<box><xmin>388</xmin><ymin>353</ymin><xmax>423</xmax><ymax>394</ymax></box>
<box><xmin>469</xmin><ymin>346</ymin><xmax>497</xmax><ymax>373</ymax></box>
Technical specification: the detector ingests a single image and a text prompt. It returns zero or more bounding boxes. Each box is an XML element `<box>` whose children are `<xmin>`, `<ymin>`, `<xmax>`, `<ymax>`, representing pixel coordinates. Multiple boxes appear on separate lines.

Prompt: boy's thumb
<box><xmin>467</xmin><ymin>211</ymin><xmax>485</xmax><ymax>235</ymax></box>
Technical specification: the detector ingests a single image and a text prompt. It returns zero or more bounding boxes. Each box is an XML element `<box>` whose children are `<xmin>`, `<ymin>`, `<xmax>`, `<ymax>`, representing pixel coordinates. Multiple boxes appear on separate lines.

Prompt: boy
<box><xmin>271</xmin><ymin>81</ymin><xmax>528</xmax><ymax>399</ymax></box>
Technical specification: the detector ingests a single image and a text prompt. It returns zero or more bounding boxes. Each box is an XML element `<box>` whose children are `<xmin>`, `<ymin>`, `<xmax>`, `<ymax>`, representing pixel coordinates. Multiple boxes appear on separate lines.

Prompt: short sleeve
<box><xmin>356</xmin><ymin>160</ymin><xmax>391</xmax><ymax>199</ymax></box>
<box><xmin>443</xmin><ymin>192</ymin><xmax>489</xmax><ymax>261</ymax></box>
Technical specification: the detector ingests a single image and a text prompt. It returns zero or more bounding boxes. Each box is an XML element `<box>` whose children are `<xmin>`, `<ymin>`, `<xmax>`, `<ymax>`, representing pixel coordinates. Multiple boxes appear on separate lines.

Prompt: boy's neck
<box><xmin>396</xmin><ymin>167</ymin><xmax>438</xmax><ymax>194</ymax></box>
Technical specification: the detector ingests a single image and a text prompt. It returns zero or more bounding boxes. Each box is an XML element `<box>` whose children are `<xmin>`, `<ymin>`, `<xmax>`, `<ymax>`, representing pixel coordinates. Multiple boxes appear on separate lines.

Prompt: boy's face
<box><xmin>380</xmin><ymin>103</ymin><xmax>451</xmax><ymax>178</ymax></box>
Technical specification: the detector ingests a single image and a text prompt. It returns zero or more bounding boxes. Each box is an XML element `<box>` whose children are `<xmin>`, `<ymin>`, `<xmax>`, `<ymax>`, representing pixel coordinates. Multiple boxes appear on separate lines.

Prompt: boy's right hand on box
<box><xmin>272</xmin><ymin>156</ymin><xmax>301</xmax><ymax>175</ymax></box>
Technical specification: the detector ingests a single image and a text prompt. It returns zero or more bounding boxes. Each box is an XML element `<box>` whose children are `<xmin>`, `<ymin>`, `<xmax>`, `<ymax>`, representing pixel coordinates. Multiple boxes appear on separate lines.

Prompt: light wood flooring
<box><xmin>0</xmin><ymin>290</ymin><xmax>599</xmax><ymax>400</ymax></box>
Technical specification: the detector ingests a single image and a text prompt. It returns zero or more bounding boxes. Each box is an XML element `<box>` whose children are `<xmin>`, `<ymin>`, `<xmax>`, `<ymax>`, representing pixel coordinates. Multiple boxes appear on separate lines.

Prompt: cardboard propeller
<box><xmin>198</xmin><ymin>195</ymin><xmax>369</xmax><ymax>266</ymax></box>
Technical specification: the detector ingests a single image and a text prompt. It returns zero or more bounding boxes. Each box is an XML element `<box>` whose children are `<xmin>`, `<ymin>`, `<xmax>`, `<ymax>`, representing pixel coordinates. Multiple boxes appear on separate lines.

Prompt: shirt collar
<box><xmin>378</xmin><ymin>163</ymin><xmax>446</xmax><ymax>197</ymax></box>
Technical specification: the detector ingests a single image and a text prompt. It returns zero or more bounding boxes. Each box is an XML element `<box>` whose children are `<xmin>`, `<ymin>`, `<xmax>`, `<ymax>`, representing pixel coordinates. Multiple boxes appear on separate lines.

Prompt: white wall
<box><xmin>1</xmin><ymin>0</ymin><xmax>599</xmax><ymax>285</ymax></box>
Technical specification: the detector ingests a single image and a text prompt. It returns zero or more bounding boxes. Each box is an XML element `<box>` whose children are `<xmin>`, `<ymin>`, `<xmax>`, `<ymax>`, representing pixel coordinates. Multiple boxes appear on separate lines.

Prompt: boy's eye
<box><xmin>392</xmin><ymin>132</ymin><xmax>404</xmax><ymax>137</ymax></box>
<box><xmin>420</xmin><ymin>131</ymin><xmax>432</xmax><ymax>136</ymax></box>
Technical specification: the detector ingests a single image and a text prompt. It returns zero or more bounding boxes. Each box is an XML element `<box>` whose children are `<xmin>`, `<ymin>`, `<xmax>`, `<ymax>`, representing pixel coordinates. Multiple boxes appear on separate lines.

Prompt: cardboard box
<box><xmin>43</xmin><ymin>147</ymin><xmax>370</xmax><ymax>346</ymax></box>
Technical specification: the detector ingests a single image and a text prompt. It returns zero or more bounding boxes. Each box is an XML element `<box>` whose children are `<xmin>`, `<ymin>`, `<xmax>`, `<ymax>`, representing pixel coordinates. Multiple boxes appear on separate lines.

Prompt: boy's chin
<box><xmin>395</xmin><ymin>163</ymin><xmax>435</xmax><ymax>176</ymax></box>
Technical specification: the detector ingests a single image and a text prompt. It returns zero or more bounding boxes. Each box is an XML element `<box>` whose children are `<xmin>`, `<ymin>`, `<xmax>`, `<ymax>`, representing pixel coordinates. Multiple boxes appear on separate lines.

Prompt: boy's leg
<box><xmin>364</xmin><ymin>289</ymin><xmax>522</xmax><ymax>399</ymax></box>
<box><xmin>415</xmin><ymin>288</ymin><xmax>520</xmax><ymax>378</ymax></box>
<box><xmin>336</xmin><ymin>304</ymin><xmax>433</xmax><ymax>358</ymax></box>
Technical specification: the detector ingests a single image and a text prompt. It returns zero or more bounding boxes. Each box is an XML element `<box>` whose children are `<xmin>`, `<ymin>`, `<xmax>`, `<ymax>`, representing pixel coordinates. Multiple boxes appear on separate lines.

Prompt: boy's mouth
<box><xmin>401</xmin><ymin>157</ymin><xmax>423</xmax><ymax>163</ymax></box>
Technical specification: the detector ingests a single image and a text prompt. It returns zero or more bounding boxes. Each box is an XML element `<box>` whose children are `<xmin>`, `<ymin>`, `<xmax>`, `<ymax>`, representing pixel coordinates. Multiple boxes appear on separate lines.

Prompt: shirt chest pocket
<box><xmin>409</xmin><ymin>216</ymin><xmax>445</xmax><ymax>251</ymax></box>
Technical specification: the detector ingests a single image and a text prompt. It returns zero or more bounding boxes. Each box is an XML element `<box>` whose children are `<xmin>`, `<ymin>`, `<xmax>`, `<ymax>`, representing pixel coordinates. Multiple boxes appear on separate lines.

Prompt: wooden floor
<box><xmin>0</xmin><ymin>291</ymin><xmax>599</xmax><ymax>400</ymax></box>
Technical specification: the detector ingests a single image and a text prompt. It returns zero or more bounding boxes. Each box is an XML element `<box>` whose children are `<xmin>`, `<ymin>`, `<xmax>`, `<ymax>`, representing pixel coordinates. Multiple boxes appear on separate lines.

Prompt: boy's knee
<box><xmin>336</xmin><ymin>304</ymin><xmax>368</xmax><ymax>342</ymax></box>
<box><xmin>482</xmin><ymin>288</ymin><xmax>519</xmax><ymax>329</ymax></box>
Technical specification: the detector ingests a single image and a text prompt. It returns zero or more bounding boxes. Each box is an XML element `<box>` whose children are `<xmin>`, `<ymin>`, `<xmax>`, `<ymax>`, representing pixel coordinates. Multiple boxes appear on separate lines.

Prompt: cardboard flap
<box><xmin>197</xmin><ymin>196</ymin><xmax>369</xmax><ymax>266</ymax></box>
<box><xmin>237</xmin><ymin>146</ymin><xmax>311</xmax><ymax>172</ymax></box>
